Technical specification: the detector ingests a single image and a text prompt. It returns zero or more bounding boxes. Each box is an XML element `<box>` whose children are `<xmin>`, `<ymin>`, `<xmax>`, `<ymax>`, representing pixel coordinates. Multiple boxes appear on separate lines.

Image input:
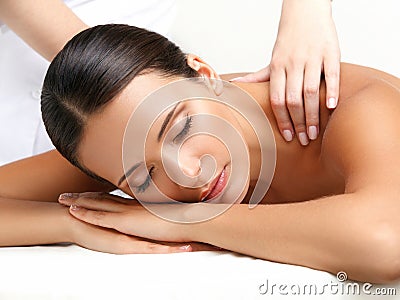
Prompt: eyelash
<box><xmin>135</xmin><ymin>166</ymin><xmax>154</xmax><ymax>193</ymax></box>
<box><xmin>173</xmin><ymin>114</ymin><xmax>193</xmax><ymax>144</ymax></box>
<box><xmin>136</xmin><ymin>113</ymin><xmax>193</xmax><ymax>193</ymax></box>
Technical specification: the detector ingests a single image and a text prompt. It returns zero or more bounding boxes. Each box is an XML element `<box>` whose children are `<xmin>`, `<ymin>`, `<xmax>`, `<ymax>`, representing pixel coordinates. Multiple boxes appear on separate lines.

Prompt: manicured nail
<box><xmin>229</xmin><ymin>76</ymin><xmax>243</xmax><ymax>82</ymax></box>
<box><xmin>308</xmin><ymin>126</ymin><xmax>318</xmax><ymax>140</ymax></box>
<box><xmin>179</xmin><ymin>245</ymin><xmax>191</xmax><ymax>251</ymax></box>
<box><xmin>59</xmin><ymin>193</ymin><xmax>72</xmax><ymax>200</ymax></box>
<box><xmin>70</xmin><ymin>205</ymin><xmax>80</xmax><ymax>211</ymax></box>
<box><xmin>282</xmin><ymin>130</ymin><xmax>293</xmax><ymax>142</ymax></box>
<box><xmin>59</xmin><ymin>193</ymin><xmax>79</xmax><ymax>201</ymax></box>
<box><xmin>298</xmin><ymin>132</ymin><xmax>309</xmax><ymax>146</ymax></box>
<box><xmin>327</xmin><ymin>97</ymin><xmax>337</xmax><ymax>109</ymax></box>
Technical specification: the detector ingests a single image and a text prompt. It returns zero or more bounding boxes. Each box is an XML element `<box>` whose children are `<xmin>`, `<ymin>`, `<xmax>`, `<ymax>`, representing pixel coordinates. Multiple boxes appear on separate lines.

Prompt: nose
<box><xmin>177</xmin><ymin>151</ymin><xmax>216</xmax><ymax>189</ymax></box>
<box><xmin>161</xmin><ymin>138</ymin><xmax>215</xmax><ymax>189</ymax></box>
<box><xmin>179</xmin><ymin>155</ymin><xmax>201</xmax><ymax>177</ymax></box>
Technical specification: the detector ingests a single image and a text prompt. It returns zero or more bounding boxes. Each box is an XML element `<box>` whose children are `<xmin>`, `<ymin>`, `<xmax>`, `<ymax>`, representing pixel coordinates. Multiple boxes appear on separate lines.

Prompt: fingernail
<box><xmin>327</xmin><ymin>97</ymin><xmax>337</xmax><ymax>109</ymax></box>
<box><xmin>70</xmin><ymin>205</ymin><xmax>80</xmax><ymax>211</ymax></box>
<box><xmin>298</xmin><ymin>132</ymin><xmax>309</xmax><ymax>146</ymax></box>
<box><xmin>282</xmin><ymin>130</ymin><xmax>293</xmax><ymax>142</ymax></box>
<box><xmin>229</xmin><ymin>76</ymin><xmax>243</xmax><ymax>82</ymax></box>
<box><xmin>59</xmin><ymin>193</ymin><xmax>79</xmax><ymax>201</ymax></box>
<box><xmin>308</xmin><ymin>126</ymin><xmax>318</xmax><ymax>140</ymax></box>
<box><xmin>179</xmin><ymin>245</ymin><xmax>191</xmax><ymax>251</ymax></box>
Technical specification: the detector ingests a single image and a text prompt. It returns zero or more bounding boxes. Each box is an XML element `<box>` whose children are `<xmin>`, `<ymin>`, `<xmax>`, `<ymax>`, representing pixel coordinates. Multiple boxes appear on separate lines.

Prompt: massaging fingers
<box><xmin>269</xmin><ymin>64</ymin><xmax>294</xmax><ymax>142</ymax></box>
<box><xmin>303</xmin><ymin>61</ymin><xmax>322</xmax><ymax>140</ymax></box>
<box><xmin>324</xmin><ymin>53</ymin><xmax>340</xmax><ymax>109</ymax></box>
<box><xmin>234</xmin><ymin>65</ymin><xmax>271</xmax><ymax>83</ymax></box>
<box><xmin>285</xmin><ymin>66</ymin><xmax>309</xmax><ymax>146</ymax></box>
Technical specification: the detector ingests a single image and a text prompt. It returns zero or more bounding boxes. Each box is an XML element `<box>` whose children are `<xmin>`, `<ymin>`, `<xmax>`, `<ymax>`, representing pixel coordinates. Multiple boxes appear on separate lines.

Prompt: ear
<box><xmin>186</xmin><ymin>54</ymin><xmax>221</xmax><ymax>80</ymax></box>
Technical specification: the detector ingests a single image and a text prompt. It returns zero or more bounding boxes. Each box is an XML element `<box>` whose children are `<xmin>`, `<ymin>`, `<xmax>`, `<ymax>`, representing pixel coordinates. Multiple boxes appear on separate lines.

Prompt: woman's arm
<box><xmin>0</xmin><ymin>197</ymin><xmax>71</xmax><ymax>246</ymax></box>
<box><xmin>191</xmin><ymin>82</ymin><xmax>400</xmax><ymax>283</ymax></box>
<box><xmin>0</xmin><ymin>150</ymin><xmax>114</xmax><ymax>202</ymax></box>
<box><xmin>0</xmin><ymin>196</ymin><xmax>197</xmax><ymax>253</ymax></box>
<box><xmin>192</xmin><ymin>194</ymin><xmax>400</xmax><ymax>284</ymax></box>
<box><xmin>0</xmin><ymin>0</ymin><xmax>88</xmax><ymax>60</ymax></box>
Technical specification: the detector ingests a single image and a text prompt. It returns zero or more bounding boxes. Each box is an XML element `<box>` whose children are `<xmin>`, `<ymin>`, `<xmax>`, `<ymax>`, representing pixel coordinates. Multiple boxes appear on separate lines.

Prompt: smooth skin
<box><xmin>0</xmin><ymin>151</ymin><xmax>215</xmax><ymax>253</ymax></box>
<box><xmin>0</xmin><ymin>0</ymin><xmax>342</xmax><ymax>255</ymax></box>
<box><xmin>1</xmin><ymin>59</ymin><xmax>399</xmax><ymax>283</ymax></box>
<box><xmin>59</xmin><ymin>61</ymin><xmax>400</xmax><ymax>284</ymax></box>
<box><xmin>0</xmin><ymin>1</ymin><xmax>216</xmax><ymax>253</ymax></box>
<box><xmin>236</xmin><ymin>0</ymin><xmax>340</xmax><ymax>145</ymax></box>
<box><xmin>0</xmin><ymin>0</ymin><xmax>397</xmax><ymax>284</ymax></box>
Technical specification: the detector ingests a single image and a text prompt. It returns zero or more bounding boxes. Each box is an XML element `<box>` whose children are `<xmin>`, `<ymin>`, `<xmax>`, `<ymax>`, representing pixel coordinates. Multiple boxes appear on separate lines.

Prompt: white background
<box><xmin>169</xmin><ymin>0</ymin><xmax>400</xmax><ymax>77</ymax></box>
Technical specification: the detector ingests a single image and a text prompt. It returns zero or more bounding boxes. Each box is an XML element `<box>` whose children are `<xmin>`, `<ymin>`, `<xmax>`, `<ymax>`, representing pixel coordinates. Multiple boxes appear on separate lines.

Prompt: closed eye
<box><xmin>173</xmin><ymin>114</ymin><xmax>193</xmax><ymax>144</ymax></box>
<box><xmin>135</xmin><ymin>166</ymin><xmax>155</xmax><ymax>193</ymax></box>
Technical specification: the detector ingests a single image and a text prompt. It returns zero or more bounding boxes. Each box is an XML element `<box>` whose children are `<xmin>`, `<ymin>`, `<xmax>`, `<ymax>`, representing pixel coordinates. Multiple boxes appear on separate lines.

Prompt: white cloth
<box><xmin>1</xmin><ymin>244</ymin><xmax>399</xmax><ymax>299</ymax></box>
<box><xmin>0</xmin><ymin>0</ymin><xmax>176</xmax><ymax>166</ymax></box>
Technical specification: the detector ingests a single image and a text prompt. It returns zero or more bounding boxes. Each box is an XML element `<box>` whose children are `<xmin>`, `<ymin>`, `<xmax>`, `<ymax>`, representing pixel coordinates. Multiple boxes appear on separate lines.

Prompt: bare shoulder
<box><xmin>321</xmin><ymin>67</ymin><xmax>400</xmax><ymax>193</ymax></box>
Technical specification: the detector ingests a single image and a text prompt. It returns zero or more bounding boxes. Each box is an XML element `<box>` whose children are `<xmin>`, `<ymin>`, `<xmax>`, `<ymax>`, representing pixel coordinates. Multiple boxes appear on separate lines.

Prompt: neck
<box><xmin>221</xmin><ymin>78</ymin><xmax>303</xmax><ymax>197</ymax></box>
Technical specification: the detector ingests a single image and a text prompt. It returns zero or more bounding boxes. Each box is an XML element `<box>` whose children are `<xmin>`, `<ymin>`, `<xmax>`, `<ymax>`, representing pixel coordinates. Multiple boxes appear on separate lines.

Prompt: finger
<box><xmin>269</xmin><ymin>66</ymin><xmax>294</xmax><ymax>142</ymax></box>
<box><xmin>78</xmin><ymin>224</ymin><xmax>191</xmax><ymax>254</ymax></box>
<box><xmin>81</xmin><ymin>191</ymin><xmax>136</xmax><ymax>204</ymax></box>
<box><xmin>69</xmin><ymin>205</ymin><xmax>118</xmax><ymax>228</ymax></box>
<box><xmin>286</xmin><ymin>67</ymin><xmax>309</xmax><ymax>146</ymax></box>
<box><xmin>59</xmin><ymin>192</ymin><xmax>131</xmax><ymax>212</ymax></box>
<box><xmin>156</xmin><ymin>241</ymin><xmax>219</xmax><ymax>252</ymax></box>
<box><xmin>324</xmin><ymin>55</ymin><xmax>340</xmax><ymax>109</ymax></box>
<box><xmin>303</xmin><ymin>62</ymin><xmax>321</xmax><ymax>140</ymax></box>
<box><xmin>71</xmin><ymin>207</ymin><xmax>193</xmax><ymax>254</ymax></box>
<box><xmin>119</xmin><ymin>239</ymin><xmax>192</xmax><ymax>254</ymax></box>
<box><xmin>230</xmin><ymin>66</ymin><xmax>270</xmax><ymax>83</ymax></box>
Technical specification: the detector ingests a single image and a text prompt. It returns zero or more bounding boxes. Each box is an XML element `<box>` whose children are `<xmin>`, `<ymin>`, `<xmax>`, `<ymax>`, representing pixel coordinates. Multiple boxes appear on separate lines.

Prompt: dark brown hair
<box><xmin>41</xmin><ymin>24</ymin><xmax>197</xmax><ymax>183</ymax></box>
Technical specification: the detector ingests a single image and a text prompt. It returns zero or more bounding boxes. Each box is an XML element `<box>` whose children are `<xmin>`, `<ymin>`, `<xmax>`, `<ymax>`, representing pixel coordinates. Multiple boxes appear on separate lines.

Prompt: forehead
<box><xmin>78</xmin><ymin>73</ymin><xmax>177</xmax><ymax>185</ymax></box>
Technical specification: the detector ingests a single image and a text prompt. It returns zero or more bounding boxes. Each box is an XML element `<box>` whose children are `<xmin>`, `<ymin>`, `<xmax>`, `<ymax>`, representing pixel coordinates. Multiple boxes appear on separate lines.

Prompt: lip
<box><xmin>201</xmin><ymin>166</ymin><xmax>228</xmax><ymax>201</ymax></box>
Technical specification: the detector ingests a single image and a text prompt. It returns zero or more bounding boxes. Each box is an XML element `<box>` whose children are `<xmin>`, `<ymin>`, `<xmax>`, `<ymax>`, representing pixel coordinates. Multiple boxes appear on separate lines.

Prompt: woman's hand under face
<box><xmin>233</xmin><ymin>0</ymin><xmax>340</xmax><ymax>146</ymax></box>
<box><xmin>59</xmin><ymin>192</ymin><xmax>220</xmax><ymax>254</ymax></box>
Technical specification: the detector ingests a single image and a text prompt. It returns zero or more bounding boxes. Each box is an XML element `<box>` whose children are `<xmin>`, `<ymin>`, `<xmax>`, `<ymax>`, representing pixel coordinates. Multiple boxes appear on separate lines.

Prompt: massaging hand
<box><xmin>59</xmin><ymin>192</ymin><xmax>219</xmax><ymax>253</ymax></box>
<box><xmin>234</xmin><ymin>0</ymin><xmax>340</xmax><ymax>145</ymax></box>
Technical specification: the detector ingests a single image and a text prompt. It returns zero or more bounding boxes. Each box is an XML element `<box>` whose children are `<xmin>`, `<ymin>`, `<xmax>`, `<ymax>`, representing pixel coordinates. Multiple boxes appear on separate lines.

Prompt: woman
<box><xmin>40</xmin><ymin>24</ymin><xmax>400</xmax><ymax>283</ymax></box>
<box><xmin>0</xmin><ymin>0</ymin><xmax>340</xmax><ymax>167</ymax></box>
<box><xmin>0</xmin><ymin>0</ymin><xmax>342</xmax><ymax>259</ymax></box>
<box><xmin>2</xmin><ymin>24</ymin><xmax>400</xmax><ymax>283</ymax></box>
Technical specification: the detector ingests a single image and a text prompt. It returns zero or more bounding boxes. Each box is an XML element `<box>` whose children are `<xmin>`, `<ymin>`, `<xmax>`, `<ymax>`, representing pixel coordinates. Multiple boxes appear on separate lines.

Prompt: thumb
<box><xmin>230</xmin><ymin>66</ymin><xmax>271</xmax><ymax>83</ymax></box>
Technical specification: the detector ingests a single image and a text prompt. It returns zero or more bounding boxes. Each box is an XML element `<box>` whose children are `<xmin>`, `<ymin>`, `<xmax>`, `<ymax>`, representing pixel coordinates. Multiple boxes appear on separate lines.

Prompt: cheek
<box><xmin>136</xmin><ymin>169</ymin><xmax>196</xmax><ymax>202</ymax></box>
<box><xmin>179</xmin><ymin>135</ymin><xmax>229</xmax><ymax>160</ymax></box>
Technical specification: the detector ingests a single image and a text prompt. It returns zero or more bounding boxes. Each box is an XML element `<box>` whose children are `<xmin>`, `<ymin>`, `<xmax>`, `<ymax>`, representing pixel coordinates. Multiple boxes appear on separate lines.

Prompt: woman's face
<box><xmin>78</xmin><ymin>70</ymin><xmax>250</xmax><ymax>203</ymax></box>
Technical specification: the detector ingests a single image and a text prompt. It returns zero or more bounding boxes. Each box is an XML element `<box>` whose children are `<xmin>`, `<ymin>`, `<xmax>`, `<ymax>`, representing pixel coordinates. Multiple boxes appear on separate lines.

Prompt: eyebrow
<box><xmin>157</xmin><ymin>101</ymin><xmax>180</xmax><ymax>142</ymax></box>
<box><xmin>118</xmin><ymin>102</ymin><xmax>180</xmax><ymax>186</ymax></box>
